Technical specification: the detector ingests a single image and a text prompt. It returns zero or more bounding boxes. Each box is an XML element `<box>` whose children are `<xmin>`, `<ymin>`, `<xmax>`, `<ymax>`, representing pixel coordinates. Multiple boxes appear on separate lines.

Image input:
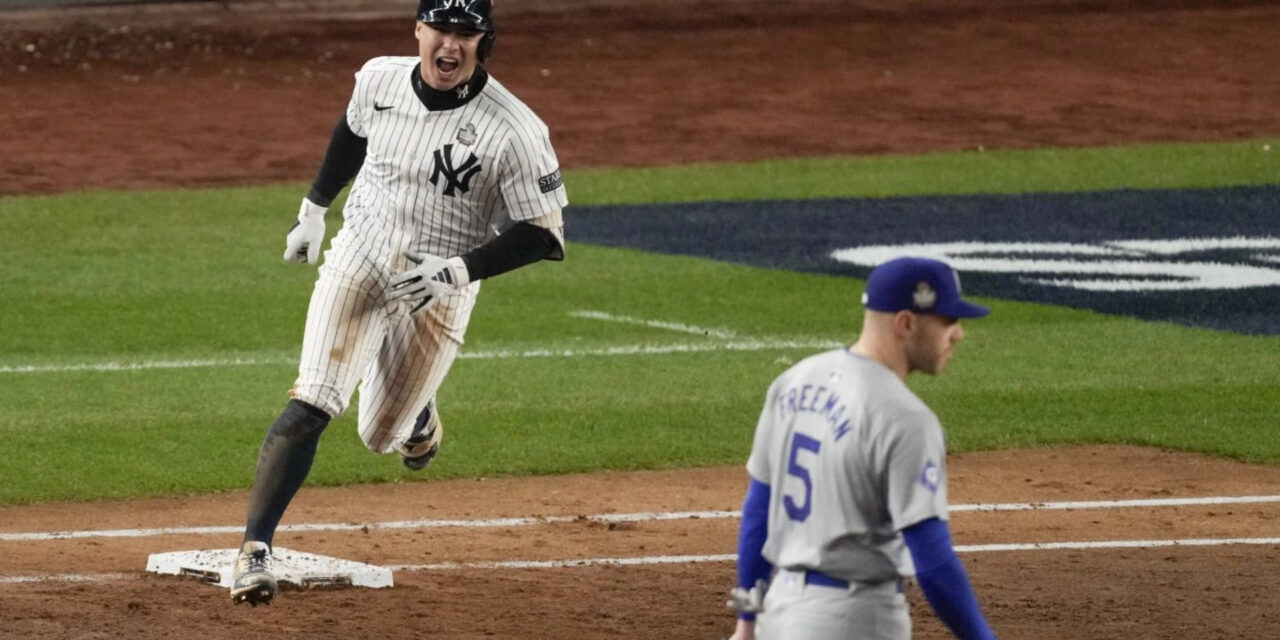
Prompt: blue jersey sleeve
<box><xmin>902</xmin><ymin>517</ymin><xmax>997</xmax><ymax>640</ymax></box>
<box><xmin>735</xmin><ymin>477</ymin><xmax>774</xmax><ymax>622</ymax></box>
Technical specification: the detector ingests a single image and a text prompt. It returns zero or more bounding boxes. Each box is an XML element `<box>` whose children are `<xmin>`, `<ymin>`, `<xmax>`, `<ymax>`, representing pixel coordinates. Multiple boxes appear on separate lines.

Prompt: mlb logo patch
<box><xmin>919</xmin><ymin>459</ymin><xmax>940</xmax><ymax>493</ymax></box>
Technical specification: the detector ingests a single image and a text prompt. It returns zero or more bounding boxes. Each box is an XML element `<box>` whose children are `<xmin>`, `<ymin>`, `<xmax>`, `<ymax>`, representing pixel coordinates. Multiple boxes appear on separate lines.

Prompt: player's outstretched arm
<box><xmin>283</xmin><ymin>198</ymin><xmax>327</xmax><ymax>264</ymax></box>
<box><xmin>282</xmin><ymin>112</ymin><xmax>369</xmax><ymax>265</ymax></box>
<box><xmin>457</xmin><ymin>220</ymin><xmax>562</xmax><ymax>278</ymax></box>
<box><xmin>389</xmin><ymin>252</ymin><xmax>464</xmax><ymax>314</ymax></box>
<box><xmin>902</xmin><ymin>517</ymin><xmax>998</xmax><ymax>640</ymax></box>
<box><xmin>388</xmin><ymin>211</ymin><xmax>563</xmax><ymax>314</ymax></box>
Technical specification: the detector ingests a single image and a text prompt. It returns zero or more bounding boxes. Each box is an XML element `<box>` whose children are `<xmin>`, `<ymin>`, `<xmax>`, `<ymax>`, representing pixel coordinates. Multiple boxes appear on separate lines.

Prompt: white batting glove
<box><xmin>727</xmin><ymin>579</ymin><xmax>767</xmax><ymax>615</ymax></box>
<box><xmin>389</xmin><ymin>252</ymin><xmax>471</xmax><ymax>314</ymax></box>
<box><xmin>283</xmin><ymin>198</ymin><xmax>328</xmax><ymax>264</ymax></box>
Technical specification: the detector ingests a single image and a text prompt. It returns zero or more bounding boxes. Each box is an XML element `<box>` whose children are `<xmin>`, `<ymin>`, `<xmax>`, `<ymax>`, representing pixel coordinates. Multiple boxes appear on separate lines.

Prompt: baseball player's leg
<box><xmin>355</xmin><ymin>287</ymin><xmax>475</xmax><ymax>455</ymax></box>
<box><xmin>847</xmin><ymin>587</ymin><xmax>910</xmax><ymax>640</ymax></box>
<box><xmin>291</xmin><ymin>262</ymin><xmax>389</xmax><ymax>418</ymax></box>
<box><xmin>233</xmin><ymin>399</ymin><xmax>330</xmax><ymax>605</ymax></box>
<box><xmin>758</xmin><ymin>572</ymin><xmax>909</xmax><ymax>640</ymax></box>
<box><xmin>234</xmin><ymin>264</ymin><xmax>386</xmax><ymax>604</ymax></box>
<box><xmin>399</xmin><ymin>394</ymin><xmax>443</xmax><ymax>471</ymax></box>
<box><xmin>757</xmin><ymin>570</ymin><xmax>803</xmax><ymax>640</ymax></box>
<box><xmin>242</xmin><ymin>400</ymin><xmax>333</xmax><ymax>546</ymax></box>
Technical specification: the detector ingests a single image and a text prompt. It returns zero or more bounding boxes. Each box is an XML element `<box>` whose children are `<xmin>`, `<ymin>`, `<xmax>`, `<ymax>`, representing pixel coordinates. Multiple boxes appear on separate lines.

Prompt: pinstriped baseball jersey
<box><xmin>746</xmin><ymin>348</ymin><xmax>949</xmax><ymax>584</ymax></box>
<box><xmin>232</xmin><ymin>6</ymin><xmax>565</xmax><ymax>608</ymax></box>
<box><xmin>342</xmin><ymin>56</ymin><xmax>568</xmax><ymax>259</ymax></box>
<box><xmin>289</xmin><ymin>56</ymin><xmax>567</xmax><ymax>454</ymax></box>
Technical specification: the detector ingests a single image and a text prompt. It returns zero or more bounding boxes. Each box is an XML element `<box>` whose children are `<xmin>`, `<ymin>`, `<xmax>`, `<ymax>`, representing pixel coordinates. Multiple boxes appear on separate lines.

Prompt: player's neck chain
<box><xmin>411</xmin><ymin>64</ymin><xmax>488</xmax><ymax>111</ymax></box>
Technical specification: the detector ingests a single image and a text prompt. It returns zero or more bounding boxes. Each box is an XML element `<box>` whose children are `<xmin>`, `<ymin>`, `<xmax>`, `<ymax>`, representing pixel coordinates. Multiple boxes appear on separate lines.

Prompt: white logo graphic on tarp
<box><xmin>831</xmin><ymin>238</ymin><xmax>1280</xmax><ymax>292</ymax></box>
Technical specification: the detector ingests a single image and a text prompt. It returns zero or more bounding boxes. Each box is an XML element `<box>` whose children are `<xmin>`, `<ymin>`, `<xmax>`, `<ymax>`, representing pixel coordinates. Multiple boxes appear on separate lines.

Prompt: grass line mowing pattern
<box><xmin>1</xmin><ymin>141</ymin><xmax>1278</xmax><ymax>505</ymax></box>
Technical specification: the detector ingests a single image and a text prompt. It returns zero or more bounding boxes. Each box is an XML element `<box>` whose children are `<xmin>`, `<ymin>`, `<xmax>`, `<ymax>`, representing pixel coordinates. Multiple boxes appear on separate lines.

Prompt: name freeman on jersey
<box><xmin>773</xmin><ymin>382</ymin><xmax>853</xmax><ymax>442</ymax></box>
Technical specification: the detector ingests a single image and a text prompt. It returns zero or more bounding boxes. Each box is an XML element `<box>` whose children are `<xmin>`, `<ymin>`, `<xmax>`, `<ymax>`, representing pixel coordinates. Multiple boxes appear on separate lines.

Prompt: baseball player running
<box><xmin>231</xmin><ymin>0</ymin><xmax>567</xmax><ymax>605</ymax></box>
<box><xmin>727</xmin><ymin>257</ymin><xmax>997</xmax><ymax>640</ymax></box>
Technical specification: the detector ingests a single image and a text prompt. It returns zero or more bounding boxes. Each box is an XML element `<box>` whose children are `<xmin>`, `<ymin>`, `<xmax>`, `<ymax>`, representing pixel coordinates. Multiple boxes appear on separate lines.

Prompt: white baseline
<box><xmin>3</xmin><ymin>495</ymin><xmax>1278</xmax><ymax>543</ymax></box>
<box><xmin>0</xmin><ymin>338</ymin><xmax>835</xmax><ymax>375</ymax></box>
<box><xmin>4</xmin><ymin>537</ymin><xmax>1279</xmax><ymax>586</ymax></box>
<box><xmin>568</xmin><ymin>310</ymin><xmax>740</xmax><ymax>339</ymax></box>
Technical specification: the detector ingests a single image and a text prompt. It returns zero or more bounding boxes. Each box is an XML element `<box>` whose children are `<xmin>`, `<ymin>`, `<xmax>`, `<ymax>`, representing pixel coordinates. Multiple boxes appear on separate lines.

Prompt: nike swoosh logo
<box><xmin>374</xmin><ymin>103</ymin><xmax>393</xmax><ymax>111</ymax></box>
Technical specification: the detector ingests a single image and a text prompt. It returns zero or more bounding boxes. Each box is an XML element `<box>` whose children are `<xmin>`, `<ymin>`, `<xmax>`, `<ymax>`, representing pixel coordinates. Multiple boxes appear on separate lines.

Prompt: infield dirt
<box><xmin>2</xmin><ymin>446</ymin><xmax>1279</xmax><ymax>639</ymax></box>
<box><xmin>1</xmin><ymin>1</ymin><xmax>1279</xmax><ymax>638</ymax></box>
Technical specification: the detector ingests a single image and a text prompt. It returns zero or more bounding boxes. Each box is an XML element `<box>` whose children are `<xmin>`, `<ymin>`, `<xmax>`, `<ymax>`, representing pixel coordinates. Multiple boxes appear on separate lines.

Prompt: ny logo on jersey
<box><xmin>429</xmin><ymin>144</ymin><xmax>482</xmax><ymax>197</ymax></box>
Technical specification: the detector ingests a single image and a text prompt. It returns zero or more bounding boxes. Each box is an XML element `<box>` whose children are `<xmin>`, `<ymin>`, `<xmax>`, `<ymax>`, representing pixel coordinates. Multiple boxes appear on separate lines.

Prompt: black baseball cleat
<box><xmin>230</xmin><ymin>541</ymin><xmax>278</xmax><ymax>606</ymax></box>
<box><xmin>398</xmin><ymin>399</ymin><xmax>444</xmax><ymax>471</ymax></box>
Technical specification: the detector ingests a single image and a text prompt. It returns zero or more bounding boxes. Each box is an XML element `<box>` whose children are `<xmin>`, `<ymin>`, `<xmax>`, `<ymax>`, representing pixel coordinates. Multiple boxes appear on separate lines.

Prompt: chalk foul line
<box><xmin>568</xmin><ymin>310</ymin><xmax>740</xmax><ymax>340</ymax></box>
<box><xmin>0</xmin><ymin>511</ymin><xmax>742</xmax><ymax>542</ymax></box>
<box><xmin>948</xmin><ymin>494</ymin><xmax>1280</xmax><ymax>512</ymax></box>
<box><xmin>0</xmin><ymin>338</ymin><xmax>839</xmax><ymax>375</ymax></box>
<box><xmin>5</xmin><ymin>537</ymin><xmax>1280</xmax><ymax>586</ymax></box>
<box><xmin>392</xmin><ymin>536</ymin><xmax>1280</xmax><ymax>571</ymax></box>
<box><xmin>391</xmin><ymin>553</ymin><xmax>739</xmax><ymax>572</ymax></box>
<box><xmin>3</xmin><ymin>495</ymin><xmax>1279</xmax><ymax>543</ymax></box>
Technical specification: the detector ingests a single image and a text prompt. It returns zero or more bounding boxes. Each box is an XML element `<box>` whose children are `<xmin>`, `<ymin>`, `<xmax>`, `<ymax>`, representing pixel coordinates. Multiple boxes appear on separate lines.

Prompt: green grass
<box><xmin>1</xmin><ymin>138</ymin><xmax>1277</xmax><ymax>505</ymax></box>
<box><xmin>567</xmin><ymin>138</ymin><xmax>1280</xmax><ymax>204</ymax></box>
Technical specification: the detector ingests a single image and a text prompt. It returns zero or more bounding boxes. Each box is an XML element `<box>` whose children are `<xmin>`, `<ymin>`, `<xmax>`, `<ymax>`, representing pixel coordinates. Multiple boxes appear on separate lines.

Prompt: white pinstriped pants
<box><xmin>289</xmin><ymin>254</ymin><xmax>478</xmax><ymax>454</ymax></box>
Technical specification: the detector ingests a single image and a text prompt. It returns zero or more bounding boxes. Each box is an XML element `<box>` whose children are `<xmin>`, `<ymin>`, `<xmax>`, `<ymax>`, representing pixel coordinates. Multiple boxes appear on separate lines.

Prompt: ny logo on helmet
<box><xmin>430</xmin><ymin>144</ymin><xmax>482</xmax><ymax>196</ymax></box>
<box><xmin>429</xmin><ymin>0</ymin><xmax>484</xmax><ymax>16</ymax></box>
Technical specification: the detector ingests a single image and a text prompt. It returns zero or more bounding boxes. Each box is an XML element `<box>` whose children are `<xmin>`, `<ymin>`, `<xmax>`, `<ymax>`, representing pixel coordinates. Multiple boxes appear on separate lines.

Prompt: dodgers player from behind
<box><xmin>727</xmin><ymin>257</ymin><xmax>998</xmax><ymax>640</ymax></box>
<box><xmin>229</xmin><ymin>0</ymin><xmax>567</xmax><ymax>606</ymax></box>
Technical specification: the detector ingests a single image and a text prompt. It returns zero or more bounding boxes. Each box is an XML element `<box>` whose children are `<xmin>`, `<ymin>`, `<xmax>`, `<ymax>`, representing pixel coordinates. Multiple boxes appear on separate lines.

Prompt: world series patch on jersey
<box><xmin>289</xmin><ymin>55</ymin><xmax>570</xmax><ymax>454</ymax></box>
<box><xmin>341</xmin><ymin>56</ymin><xmax>568</xmax><ymax>260</ymax></box>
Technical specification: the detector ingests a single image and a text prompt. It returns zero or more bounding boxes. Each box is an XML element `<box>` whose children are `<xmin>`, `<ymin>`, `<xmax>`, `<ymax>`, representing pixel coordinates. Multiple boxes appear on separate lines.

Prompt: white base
<box><xmin>145</xmin><ymin>547</ymin><xmax>394</xmax><ymax>590</ymax></box>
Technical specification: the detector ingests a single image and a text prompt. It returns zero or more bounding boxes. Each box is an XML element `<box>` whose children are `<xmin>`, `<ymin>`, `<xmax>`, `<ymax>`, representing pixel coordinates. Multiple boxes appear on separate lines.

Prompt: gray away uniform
<box><xmin>747</xmin><ymin>348</ymin><xmax>950</xmax><ymax>640</ymax></box>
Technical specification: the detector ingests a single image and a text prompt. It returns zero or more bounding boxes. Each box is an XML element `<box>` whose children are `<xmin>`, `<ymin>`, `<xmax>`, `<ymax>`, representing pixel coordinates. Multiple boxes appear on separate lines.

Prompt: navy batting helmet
<box><xmin>418</xmin><ymin>0</ymin><xmax>496</xmax><ymax>61</ymax></box>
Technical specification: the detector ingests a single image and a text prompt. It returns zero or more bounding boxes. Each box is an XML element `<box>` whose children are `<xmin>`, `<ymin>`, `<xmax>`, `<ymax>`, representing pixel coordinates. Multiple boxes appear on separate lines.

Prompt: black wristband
<box><xmin>460</xmin><ymin>222</ymin><xmax>561</xmax><ymax>281</ymax></box>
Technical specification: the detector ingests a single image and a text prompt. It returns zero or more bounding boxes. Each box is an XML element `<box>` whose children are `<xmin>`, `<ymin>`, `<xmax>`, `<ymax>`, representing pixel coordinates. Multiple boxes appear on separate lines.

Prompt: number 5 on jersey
<box><xmin>784</xmin><ymin>433</ymin><xmax>821</xmax><ymax>522</ymax></box>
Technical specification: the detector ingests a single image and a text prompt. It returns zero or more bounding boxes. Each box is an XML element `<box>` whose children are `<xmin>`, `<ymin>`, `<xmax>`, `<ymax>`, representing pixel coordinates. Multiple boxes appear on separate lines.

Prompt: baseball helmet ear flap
<box><xmin>478</xmin><ymin>30</ymin><xmax>496</xmax><ymax>62</ymax></box>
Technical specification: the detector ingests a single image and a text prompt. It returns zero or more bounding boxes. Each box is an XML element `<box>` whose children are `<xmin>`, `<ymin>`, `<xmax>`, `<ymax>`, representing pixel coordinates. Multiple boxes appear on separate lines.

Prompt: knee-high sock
<box><xmin>243</xmin><ymin>400</ymin><xmax>331</xmax><ymax>546</ymax></box>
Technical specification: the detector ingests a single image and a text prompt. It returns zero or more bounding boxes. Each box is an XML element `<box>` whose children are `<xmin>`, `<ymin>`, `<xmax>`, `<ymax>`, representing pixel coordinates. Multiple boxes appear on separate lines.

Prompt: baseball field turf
<box><xmin>1</xmin><ymin>138</ymin><xmax>1277</xmax><ymax>505</ymax></box>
